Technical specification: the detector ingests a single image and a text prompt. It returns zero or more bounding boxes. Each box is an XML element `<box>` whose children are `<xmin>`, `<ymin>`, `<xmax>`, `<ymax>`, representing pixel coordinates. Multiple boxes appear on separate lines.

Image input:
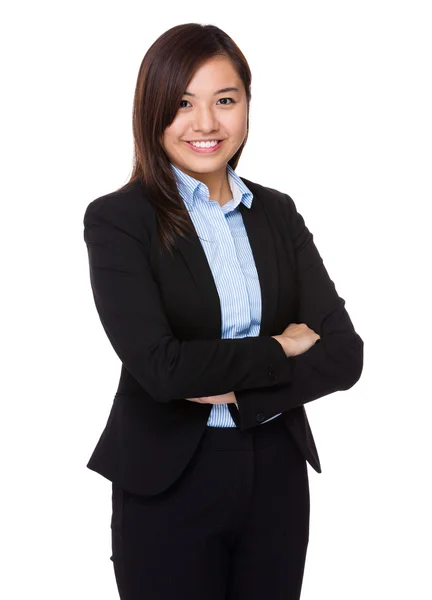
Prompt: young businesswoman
<box><xmin>83</xmin><ymin>22</ymin><xmax>364</xmax><ymax>600</ymax></box>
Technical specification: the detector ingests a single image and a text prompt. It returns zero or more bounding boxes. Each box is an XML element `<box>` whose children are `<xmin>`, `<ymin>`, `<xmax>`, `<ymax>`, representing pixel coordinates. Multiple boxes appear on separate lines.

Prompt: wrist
<box><xmin>272</xmin><ymin>335</ymin><xmax>294</xmax><ymax>357</ymax></box>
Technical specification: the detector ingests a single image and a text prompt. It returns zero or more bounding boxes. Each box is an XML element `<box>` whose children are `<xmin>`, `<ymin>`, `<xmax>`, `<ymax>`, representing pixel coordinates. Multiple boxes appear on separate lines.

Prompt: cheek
<box><xmin>226</xmin><ymin>110</ymin><xmax>248</xmax><ymax>135</ymax></box>
<box><xmin>163</xmin><ymin>119</ymin><xmax>182</xmax><ymax>143</ymax></box>
<box><xmin>163</xmin><ymin>132</ymin><xmax>181</xmax><ymax>157</ymax></box>
<box><xmin>168</xmin><ymin>114</ymin><xmax>188</xmax><ymax>135</ymax></box>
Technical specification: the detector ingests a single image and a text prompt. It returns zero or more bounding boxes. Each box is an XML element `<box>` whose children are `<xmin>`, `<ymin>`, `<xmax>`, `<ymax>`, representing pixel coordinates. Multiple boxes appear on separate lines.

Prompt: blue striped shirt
<box><xmin>170</xmin><ymin>162</ymin><xmax>282</xmax><ymax>427</ymax></box>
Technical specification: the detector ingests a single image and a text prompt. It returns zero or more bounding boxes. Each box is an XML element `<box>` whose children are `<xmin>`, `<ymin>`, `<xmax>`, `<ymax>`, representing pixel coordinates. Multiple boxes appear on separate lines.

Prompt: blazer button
<box><xmin>256</xmin><ymin>412</ymin><xmax>266</xmax><ymax>423</ymax></box>
<box><xmin>268</xmin><ymin>368</ymin><xmax>276</xmax><ymax>380</ymax></box>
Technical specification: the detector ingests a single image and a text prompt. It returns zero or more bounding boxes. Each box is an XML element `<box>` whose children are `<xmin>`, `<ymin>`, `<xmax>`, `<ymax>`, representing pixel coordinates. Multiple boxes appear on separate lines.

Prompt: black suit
<box><xmin>83</xmin><ymin>176</ymin><xmax>363</xmax><ymax>498</ymax></box>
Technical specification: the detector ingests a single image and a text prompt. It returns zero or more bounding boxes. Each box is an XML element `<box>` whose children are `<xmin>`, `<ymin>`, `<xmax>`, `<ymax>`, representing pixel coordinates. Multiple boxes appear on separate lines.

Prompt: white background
<box><xmin>2</xmin><ymin>1</ymin><xmax>431</xmax><ymax>598</ymax></box>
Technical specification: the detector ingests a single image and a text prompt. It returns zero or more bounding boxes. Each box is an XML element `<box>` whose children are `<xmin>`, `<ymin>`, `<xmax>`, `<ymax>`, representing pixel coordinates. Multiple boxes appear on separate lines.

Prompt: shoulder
<box><xmin>84</xmin><ymin>179</ymin><xmax>154</xmax><ymax>220</ymax></box>
<box><xmin>83</xmin><ymin>179</ymin><xmax>158</xmax><ymax>238</ymax></box>
<box><xmin>238</xmin><ymin>174</ymin><xmax>299</xmax><ymax>219</ymax></box>
<box><xmin>238</xmin><ymin>175</ymin><xmax>312</xmax><ymax>247</ymax></box>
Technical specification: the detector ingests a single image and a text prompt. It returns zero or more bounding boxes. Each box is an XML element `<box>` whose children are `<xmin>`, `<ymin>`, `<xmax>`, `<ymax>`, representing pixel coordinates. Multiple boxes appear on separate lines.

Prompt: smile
<box><xmin>184</xmin><ymin>140</ymin><xmax>223</xmax><ymax>154</ymax></box>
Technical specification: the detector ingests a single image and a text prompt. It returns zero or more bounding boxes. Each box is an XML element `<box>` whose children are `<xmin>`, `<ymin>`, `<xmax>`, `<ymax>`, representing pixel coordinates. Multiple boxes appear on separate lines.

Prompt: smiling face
<box><xmin>162</xmin><ymin>55</ymin><xmax>248</xmax><ymax>182</ymax></box>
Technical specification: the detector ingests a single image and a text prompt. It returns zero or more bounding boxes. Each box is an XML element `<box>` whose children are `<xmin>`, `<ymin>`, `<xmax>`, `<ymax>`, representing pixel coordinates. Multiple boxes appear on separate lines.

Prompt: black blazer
<box><xmin>83</xmin><ymin>176</ymin><xmax>364</xmax><ymax>497</ymax></box>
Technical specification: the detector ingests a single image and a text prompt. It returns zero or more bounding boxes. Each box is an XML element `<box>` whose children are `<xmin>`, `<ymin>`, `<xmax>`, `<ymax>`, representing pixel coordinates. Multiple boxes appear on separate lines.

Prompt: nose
<box><xmin>191</xmin><ymin>105</ymin><xmax>219</xmax><ymax>133</ymax></box>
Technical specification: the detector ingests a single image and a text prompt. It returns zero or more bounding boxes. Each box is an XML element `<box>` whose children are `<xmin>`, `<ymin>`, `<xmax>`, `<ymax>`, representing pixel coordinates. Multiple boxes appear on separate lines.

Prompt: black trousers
<box><xmin>110</xmin><ymin>415</ymin><xmax>310</xmax><ymax>599</ymax></box>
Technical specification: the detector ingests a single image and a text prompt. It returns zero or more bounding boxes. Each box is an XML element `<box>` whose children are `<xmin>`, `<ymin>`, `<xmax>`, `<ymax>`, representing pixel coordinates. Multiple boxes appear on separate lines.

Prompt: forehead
<box><xmin>186</xmin><ymin>56</ymin><xmax>241</xmax><ymax>90</ymax></box>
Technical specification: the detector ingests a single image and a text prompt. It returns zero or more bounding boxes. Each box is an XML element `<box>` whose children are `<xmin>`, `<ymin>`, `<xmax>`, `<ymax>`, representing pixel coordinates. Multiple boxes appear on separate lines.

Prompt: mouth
<box><xmin>184</xmin><ymin>140</ymin><xmax>223</xmax><ymax>154</ymax></box>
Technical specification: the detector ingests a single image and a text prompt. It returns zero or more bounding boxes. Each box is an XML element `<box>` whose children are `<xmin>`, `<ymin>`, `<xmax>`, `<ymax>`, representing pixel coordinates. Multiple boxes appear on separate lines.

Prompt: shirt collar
<box><xmin>170</xmin><ymin>162</ymin><xmax>253</xmax><ymax>212</ymax></box>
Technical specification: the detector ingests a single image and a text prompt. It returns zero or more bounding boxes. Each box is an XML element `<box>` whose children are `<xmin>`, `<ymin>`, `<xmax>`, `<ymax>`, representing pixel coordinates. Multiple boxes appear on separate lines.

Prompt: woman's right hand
<box><xmin>272</xmin><ymin>323</ymin><xmax>321</xmax><ymax>357</ymax></box>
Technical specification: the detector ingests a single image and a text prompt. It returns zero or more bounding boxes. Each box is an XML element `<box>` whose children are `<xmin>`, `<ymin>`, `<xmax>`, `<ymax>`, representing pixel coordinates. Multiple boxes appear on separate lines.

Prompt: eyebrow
<box><xmin>183</xmin><ymin>86</ymin><xmax>240</xmax><ymax>97</ymax></box>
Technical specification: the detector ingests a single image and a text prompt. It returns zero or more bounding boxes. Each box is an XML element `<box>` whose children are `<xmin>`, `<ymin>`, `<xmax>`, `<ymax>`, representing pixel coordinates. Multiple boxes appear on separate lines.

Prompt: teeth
<box><xmin>190</xmin><ymin>140</ymin><xmax>219</xmax><ymax>148</ymax></box>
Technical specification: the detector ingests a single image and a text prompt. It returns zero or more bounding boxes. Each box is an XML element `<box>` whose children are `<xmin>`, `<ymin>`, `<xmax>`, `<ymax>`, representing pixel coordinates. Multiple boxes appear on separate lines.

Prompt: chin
<box><xmin>184</xmin><ymin>161</ymin><xmax>227</xmax><ymax>174</ymax></box>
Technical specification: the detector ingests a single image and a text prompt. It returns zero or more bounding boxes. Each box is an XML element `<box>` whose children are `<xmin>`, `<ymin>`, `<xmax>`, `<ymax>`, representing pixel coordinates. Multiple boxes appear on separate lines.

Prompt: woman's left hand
<box><xmin>185</xmin><ymin>391</ymin><xmax>237</xmax><ymax>405</ymax></box>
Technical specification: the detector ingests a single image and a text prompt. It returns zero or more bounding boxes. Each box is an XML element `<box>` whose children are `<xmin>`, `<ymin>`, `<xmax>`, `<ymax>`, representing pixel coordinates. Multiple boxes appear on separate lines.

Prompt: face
<box><xmin>162</xmin><ymin>55</ymin><xmax>248</xmax><ymax>182</ymax></box>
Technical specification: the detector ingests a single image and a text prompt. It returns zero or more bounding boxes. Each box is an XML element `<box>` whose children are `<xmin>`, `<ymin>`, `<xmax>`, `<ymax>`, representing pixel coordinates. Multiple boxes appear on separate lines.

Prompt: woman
<box><xmin>83</xmin><ymin>22</ymin><xmax>364</xmax><ymax>600</ymax></box>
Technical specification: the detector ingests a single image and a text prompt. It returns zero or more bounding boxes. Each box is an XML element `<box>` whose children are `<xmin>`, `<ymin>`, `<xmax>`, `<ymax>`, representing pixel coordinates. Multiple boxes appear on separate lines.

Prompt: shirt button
<box><xmin>256</xmin><ymin>412</ymin><xmax>266</xmax><ymax>423</ymax></box>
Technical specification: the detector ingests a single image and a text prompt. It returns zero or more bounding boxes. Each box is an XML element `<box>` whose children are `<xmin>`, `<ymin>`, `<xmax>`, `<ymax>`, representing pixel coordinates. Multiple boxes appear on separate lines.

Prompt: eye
<box><xmin>179</xmin><ymin>97</ymin><xmax>236</xmax><ymax>108</ymax></box>
<box><xmin>217</xmin><ymin>97</ymin><xmax>236</xmax><ymax>105</ymax></box>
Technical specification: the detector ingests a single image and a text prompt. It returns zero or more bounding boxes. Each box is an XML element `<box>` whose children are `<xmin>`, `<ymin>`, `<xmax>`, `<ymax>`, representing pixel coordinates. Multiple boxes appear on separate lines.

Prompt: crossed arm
<box><xmin>185</xmin><ymin>192</ymin><xmax>363</xmax><ymax>422</ymax></box>
<box><xmin>84</xmin><ymin>191</ymin><xmax>363</xmax><ymax>430</ymax></box>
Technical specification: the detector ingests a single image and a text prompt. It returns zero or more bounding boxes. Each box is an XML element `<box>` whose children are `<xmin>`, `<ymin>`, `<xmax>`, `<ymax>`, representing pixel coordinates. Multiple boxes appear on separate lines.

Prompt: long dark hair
<box><xmin>118</xmin><ymin>23</ymin><xmax>252</xmax><ymax>256</ymax></box>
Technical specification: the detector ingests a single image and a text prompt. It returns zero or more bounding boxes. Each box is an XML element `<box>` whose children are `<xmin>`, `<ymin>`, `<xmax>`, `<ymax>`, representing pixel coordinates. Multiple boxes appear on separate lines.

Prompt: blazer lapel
<box><xmin>173</xmin><ymin>232</ymin><xmax>223</xmax><ymax>339</ymax></box>
<box><xmin>174</xmin><ymin>184</ymin><xmax>279</xmax><ymax>339</ymax></box>
<box><xmin>239</xmin><ymin>187</ymin><xmax>279</xmax><ymax>337</ymax></box>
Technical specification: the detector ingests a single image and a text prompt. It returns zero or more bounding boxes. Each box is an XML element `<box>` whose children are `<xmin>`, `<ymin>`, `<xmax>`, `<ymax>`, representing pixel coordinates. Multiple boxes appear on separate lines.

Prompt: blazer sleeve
<box><xmin>83</xmin><ymin>196</ymin><xmax>294</xmax><ymax>403</ymax></box>
<box><xmin>234</xmin><ymin>193</ymin><xmax>364</xmax><ymax>430</ymax></box>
